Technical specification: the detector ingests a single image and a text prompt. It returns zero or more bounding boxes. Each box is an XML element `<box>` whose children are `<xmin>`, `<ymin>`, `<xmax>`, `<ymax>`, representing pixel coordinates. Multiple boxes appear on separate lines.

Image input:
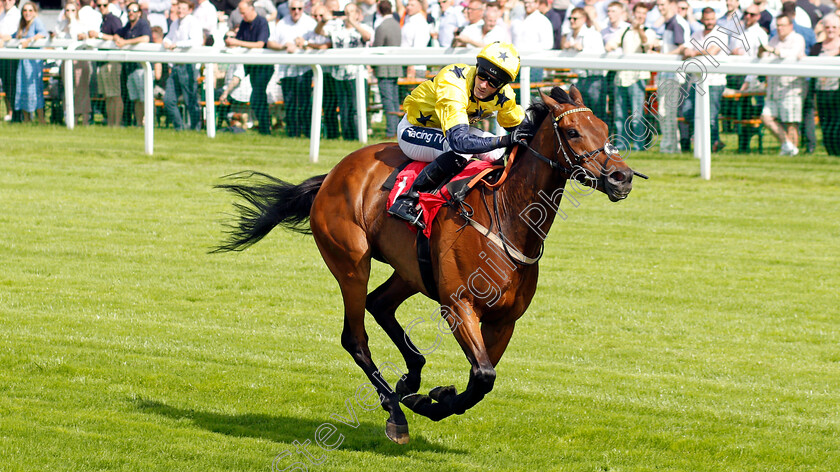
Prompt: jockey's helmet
<box><xmin>475</xmin><ymin>42</ymin><xmax>521</xmax><ymax>88</ymax></box>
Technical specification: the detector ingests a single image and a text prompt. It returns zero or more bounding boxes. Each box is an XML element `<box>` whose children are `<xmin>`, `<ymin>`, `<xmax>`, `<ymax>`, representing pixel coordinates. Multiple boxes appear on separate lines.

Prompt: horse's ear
<box><xmin>568</xmin><ymin>86</ymin><xmax>585</xmax><ymax>107</ymax></box>
<box><xmin>540</xmin><ymin>90</ymin><xmax>559</xmax><ymax>110</ymax></box>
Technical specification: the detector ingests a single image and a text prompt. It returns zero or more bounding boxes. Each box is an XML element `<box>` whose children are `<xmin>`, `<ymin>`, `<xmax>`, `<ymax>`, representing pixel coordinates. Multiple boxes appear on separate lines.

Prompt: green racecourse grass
<box><xmin>1</xmin><ymin>125</ymin><xmax>839</xmax><ymax>472</ymax></box>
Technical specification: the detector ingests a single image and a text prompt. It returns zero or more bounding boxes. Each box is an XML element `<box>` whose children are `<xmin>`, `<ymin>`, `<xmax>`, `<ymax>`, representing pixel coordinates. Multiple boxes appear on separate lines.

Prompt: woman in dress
<box><xmin>12</xmin><ymin>2</ymin><xmax>46</xmax><ymax>123</ymax></box>
<box><xmin>811</xmin><ymin>14</ymin><xmax>840</xmax><ymax>156</ymax></box>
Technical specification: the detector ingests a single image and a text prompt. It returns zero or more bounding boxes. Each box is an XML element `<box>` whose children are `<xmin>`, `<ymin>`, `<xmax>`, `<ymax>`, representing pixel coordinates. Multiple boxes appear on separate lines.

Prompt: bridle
<box><xmin>521</xmin><ymin>106</ymin><xmax>619</xmax><ymax>185</ymax></box>
<box><xmin>522</xmin><ymin>105</ymin><xmax>649</xmax><ymax>181</ymax></box>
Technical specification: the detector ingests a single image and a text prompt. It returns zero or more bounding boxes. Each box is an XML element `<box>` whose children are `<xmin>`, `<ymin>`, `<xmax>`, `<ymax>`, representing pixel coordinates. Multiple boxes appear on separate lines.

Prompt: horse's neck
<box><xmin>496</xmin><ymin>132</ymin><xmax>568</xmax><ymax>256</ymax></box>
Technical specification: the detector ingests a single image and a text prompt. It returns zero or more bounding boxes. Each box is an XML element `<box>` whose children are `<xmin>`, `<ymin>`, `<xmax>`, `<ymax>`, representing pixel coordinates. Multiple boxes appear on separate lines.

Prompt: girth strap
<box><xmin>416</xmin><ymin>231</ymin><xmax>440</xmax><ymax>302</ymax></box>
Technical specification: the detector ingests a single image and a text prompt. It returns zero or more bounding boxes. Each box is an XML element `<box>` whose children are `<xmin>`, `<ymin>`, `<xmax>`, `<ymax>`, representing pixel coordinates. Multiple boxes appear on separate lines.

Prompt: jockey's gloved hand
<box><xmin>499</xmin><ymin>125</ymin><xmax>533</xmax><ymax>147</ymax></box>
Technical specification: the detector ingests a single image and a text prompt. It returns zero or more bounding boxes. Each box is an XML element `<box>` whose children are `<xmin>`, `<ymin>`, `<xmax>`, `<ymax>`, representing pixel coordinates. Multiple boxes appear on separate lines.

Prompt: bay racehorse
<box><xmin>214</xmin><ymin>86</ymin><xmax>644</xmax><ymax>444</ymax></box>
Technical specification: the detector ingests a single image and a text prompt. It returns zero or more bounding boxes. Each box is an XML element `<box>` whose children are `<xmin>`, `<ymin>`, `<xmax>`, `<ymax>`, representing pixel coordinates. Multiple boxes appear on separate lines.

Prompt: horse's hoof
<box><xmin>395</xmin><ymin>377</ymin><xmax>419</xmax><ymax>397</ymax></box>
<box><xmin>429</xmin><ymin>385</ymin><xmax>458</xmax><ymax>402</ymax></box>
<box><xmin>400</xmin><ymin>392</ymin><xmax>431</xmax><ymax>410</ymax></box>
<box><xmin>385</xmin><ymin>421</ymin><xmax>410</xmax><ymax>445</ymax></box>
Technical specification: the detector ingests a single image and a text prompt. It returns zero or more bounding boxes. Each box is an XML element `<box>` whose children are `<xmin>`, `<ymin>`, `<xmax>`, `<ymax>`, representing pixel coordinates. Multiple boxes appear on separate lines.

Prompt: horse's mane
<box><xmin>520</xmin><ymin>86</ymin><xmax>579</xmax><ymax>138</ymax></box>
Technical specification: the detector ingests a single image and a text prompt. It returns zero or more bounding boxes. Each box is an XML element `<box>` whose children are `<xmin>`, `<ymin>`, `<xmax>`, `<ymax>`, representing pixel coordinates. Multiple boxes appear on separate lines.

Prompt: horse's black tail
<box><xmin>212</xmin><ymin>171</ymin><xmax>327</xmax><ymax>253</ymax></box>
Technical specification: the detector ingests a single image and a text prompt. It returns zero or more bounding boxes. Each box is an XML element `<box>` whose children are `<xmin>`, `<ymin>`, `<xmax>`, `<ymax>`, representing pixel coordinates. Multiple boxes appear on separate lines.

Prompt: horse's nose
<box><xmin>607</xmin><ymin>168</ymin><xmax>633</xmax><ymax>189</ymax></box>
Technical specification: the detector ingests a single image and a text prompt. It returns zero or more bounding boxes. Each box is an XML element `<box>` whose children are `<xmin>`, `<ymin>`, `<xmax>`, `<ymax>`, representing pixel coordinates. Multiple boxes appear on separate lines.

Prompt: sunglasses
<box><xmin>97</xmin><ymin>3</ymin><xmax>109</xmax><ymax>6</ymax></box>
<box><xmin>476</xmin><ymin>72</ymin><xmax>504</xmax><ymax>89</ymax></box>
<box><xmin>569</xmin><ymin>16</ymin><xmax>583</xmax><ymax>20</ymax></box>
<box><xmin>290</xmin><ymin>6</ymin><xmax>303</xmax><ymax>10</ymax></box>
<box><xmin>745</xmin><ymin>11</ymin><xmax>758</xmax><ymax>15</ymax></box>
<box><xmin>128</xmin><ymin>7</ymin><xmax>140</xmax><ymax>11</ymax></box>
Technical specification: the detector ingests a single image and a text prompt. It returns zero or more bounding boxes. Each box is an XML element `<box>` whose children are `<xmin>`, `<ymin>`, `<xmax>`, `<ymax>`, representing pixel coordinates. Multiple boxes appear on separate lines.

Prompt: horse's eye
<box><xmin>566</xmin><ymin>129</ymin><xmax>580</xmax><ymax>139</ymax></box>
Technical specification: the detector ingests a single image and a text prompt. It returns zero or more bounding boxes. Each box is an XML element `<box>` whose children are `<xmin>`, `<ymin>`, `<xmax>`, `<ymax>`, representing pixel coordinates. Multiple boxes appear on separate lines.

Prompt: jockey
<box><xmin>388</xmin><ymin>41</ymin><xmax>534</xmax><ymax>229</ymax></box>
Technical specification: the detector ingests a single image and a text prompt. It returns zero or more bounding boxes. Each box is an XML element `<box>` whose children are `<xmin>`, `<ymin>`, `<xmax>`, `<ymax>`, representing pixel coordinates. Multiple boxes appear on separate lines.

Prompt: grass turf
<box><xmin>1</xmin><ymin>125</ymin><xmax>839</xmax><ymax>471</ymax></box>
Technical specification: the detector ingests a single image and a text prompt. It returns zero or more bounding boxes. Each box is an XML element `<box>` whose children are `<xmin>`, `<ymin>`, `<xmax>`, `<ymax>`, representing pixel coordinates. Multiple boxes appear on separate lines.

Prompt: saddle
<box><xmin>383</xmin><ymin>156</ymin><xmax>512</xmax><ymax>302</ymax></box>
<box><xmin>383</xmin><ymin>159</ymin><xmax>504</xmax><ymax>237</ymax></box>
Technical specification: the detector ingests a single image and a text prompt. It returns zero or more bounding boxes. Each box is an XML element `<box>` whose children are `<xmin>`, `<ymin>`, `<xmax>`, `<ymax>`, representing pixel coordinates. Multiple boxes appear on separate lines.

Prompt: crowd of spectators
<box><xmin>0</xmin><ymin>0</ymin><xmax>839</xmax><ymax>154</ymax></box>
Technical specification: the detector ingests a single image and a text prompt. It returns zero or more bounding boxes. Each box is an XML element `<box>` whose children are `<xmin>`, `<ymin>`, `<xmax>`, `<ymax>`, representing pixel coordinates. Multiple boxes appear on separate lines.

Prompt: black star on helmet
<box><xmin>495</xmin><ymin>93</ymin><xmax>509</xmax><ymax>107</ymax></box>
<box><xmin>416</xmin><ymin>111</ymin><xmax>432</xmax><ymax>126</ymax></box>
<box><xmin>451</xmin><ymin>65</ymin><xmax>466</xmax><ymax>79</ymax></box>
<box><xmin>498</xmin><ymin>51</ymin><xmax>509</xmax><ymax>61</ymax></box>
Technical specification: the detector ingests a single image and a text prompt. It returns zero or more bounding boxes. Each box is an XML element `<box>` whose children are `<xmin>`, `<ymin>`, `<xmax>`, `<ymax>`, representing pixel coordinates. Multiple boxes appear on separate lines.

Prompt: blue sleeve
<box><xmin>256</xmin><ymin>16</ymin><xmax>270</xmax><ymax>43</ymax></box>
<box><xmin>446</xmin><ymin>124</ymin><xmax>505</xmax><ymax>155</ymax></box>
<box><xmin>33</xmin><ymin>19</ymin><xmax>47</xmax><ymax>36</ymax></box>
<box><xmin>138</xmin><ymin>19</ymin><xmax>152</xmax><ymax>38</ymax></box>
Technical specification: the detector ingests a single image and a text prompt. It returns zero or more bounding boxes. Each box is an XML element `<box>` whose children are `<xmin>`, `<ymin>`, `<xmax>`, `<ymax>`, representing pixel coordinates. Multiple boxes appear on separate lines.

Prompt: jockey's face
<box><xmin>473</xmin><ymin>74</ymin><xmax>500</xmax><ymax>100</ymax></box>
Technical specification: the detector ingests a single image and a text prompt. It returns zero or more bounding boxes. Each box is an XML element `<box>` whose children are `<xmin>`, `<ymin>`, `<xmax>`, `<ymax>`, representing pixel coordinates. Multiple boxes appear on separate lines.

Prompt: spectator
<box><xmin>107</xmin><ymin>0</ymin><xmax>128</xmax><ymax>26</ymax></box>
<box><xmin>732</xmin><ymin>3</ymin><xmax>769</xmax><ymax>151</ymax></box>
<box><xmin>163</xmin><ymin>0</ymin><xmax>203</xmax><ymax>131</ymax></box>
<box><xmin>402</xmin><ymin>0</ymin><xmax>431</xmax><ymax>78</ymax></box>
<box><xmin>759</xmin><ymin>14</ymin><xmax>806</xmax><ymax>155</ymax></box>
<box><xmin>253</xmin><ymin>0</ymin><xmax>276</xmax><ymax>21</ymax></box>
<box><xmin>773</xmin><ymin>1</ymin><xmax>815</xmax><ymax>53</ymax></box>
<box><xmin>89</xmin><ymin>0</ymin><xmax>123</xmax><ymax>127</ymax></box>
<box><xmin>6</xmin><ymin>1</ymin><xmax>45</xmax><ymax>124</ymax></box>
<box><xmin>146</xmin><ymin>0</ymin><xmax>171</xmax><ymax>33</ymax></box>
<box><xmin>226</xmin><ymin>0</ymin><xmax>272</xmax><ymax>134</ymax></box>
<box><xmin>372</xmin><ymin>0</ymin><xmax>402</xmax><ymax>138</ymax></box>
<box><xmin>193</xmin><ymin>0</ymin><xmax>217</xmax><ymax>44</ymax></box>
<box><xmin>0</xmin><ymin>0</ymin><xmax>21</xmax><ymax>122</ymax></box>
<box><xmin>676</xmin><ymin>0</ymin><xmax>701</xmax><ymax>35</ymax></box>
<box><xmin>217</xmin><ymin>63</ymin><xmax>252</xmax><ymax>127</ymax></box>
<box><xmin>601</xmin><ymin>1</ymin><xmax>629</xmax><ymax>45</ymax></box>
<box><xmin>458</xmin><ymin>0</ymin><xmax>485</xmax><ymax>40</ymax></box>
<box><xmin>654</xmin><ymin>0</ymin><xmax>688</xmax><ymax>153</ymax></box>
<box><xmin>317</xmin><ymin>1</ymin><xmax>371</xmax><ymax>140</ymax></box>
<box><xmin>717</xmin><ymin>0</ymin><xmax>742</xmax><ymax>33</ymax></box>
<box><xmin>455</xmin><ymin>3</ymin><xmax>510</xmax><ymax>48</ymax></box>
<box><xmin>811</xmin><ymin>13</ymin><xmax>840</xmax><ymax>155</ymax></box>
<box><xmin>436</xmin><ymin>0</ymin><xmax>466</xmax><ymax>48</ymax></box>
<box><xmin>54</xmin><ymin>1</ymin><xmax>92</xmax><ymax>126</ymax></box>
<box><xmin>150</xmin><ymin>25</ymin><xmax>167</xmax><ymax>100</ymax></box>
<box><xmin>115</xmin><ymin>1</ymin><xmax>151</xmax><ymax>126</ymax></box>
<box><xmin>562</xmin><ymin>7</ymin><xmax>607</xmax><ymax>120</ymax></box>
<box><xmin>299</xmin><ymin>5</ymin><xmax>338</xmax><ymax>137</ymax></box>
<box><xmin>77</xmin><ymin>0</ymin><xmax>101</xmax><ymax>32</ymax></box>
<box><xmin>606</xmin><ymin>2</ymin><xmax>656</xmax><ymax>151</ymax></box>
<box><xmin>682</xmin><ymin>7</ymin><xmax>728</xmax><ymax>153</ymax></box>
<box><xmin>511</xmin><ymin>0</ymin><xmax>553</xmax><ymax>82</ymax></box>
<box><xmin>267</xmin><ymin>0</ymin><xmax>316</xmax><ymax>137</ymax></box>
<box><xmin>537</xmin><ymin>0</ymin><xmax>563</xmax><ymax>49</ymax></box>
<box><xmin>753</xmin><ymin>0</ymin><xmax>773</xmax><ymax>34</ymax></box>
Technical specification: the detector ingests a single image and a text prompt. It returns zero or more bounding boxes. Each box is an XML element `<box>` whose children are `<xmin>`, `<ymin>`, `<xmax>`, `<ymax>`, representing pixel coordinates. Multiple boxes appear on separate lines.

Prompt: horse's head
<box><xmin>530</xmin><ymin>86</ymin><xmax>637</xmax><ymax>202</ymax></box>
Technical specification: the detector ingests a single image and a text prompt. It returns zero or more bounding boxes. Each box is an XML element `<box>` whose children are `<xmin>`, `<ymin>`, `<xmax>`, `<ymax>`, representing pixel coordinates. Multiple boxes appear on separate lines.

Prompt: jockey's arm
<box><xmin>445</xmin><ymin>124</ymin><xmax>509</xmax><ymax>154</ymax></box>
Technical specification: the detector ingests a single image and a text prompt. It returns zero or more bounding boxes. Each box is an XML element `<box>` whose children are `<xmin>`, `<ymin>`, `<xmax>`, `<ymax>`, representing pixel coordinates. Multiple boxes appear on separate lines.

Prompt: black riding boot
<box><xmin>388</xmin><ymin>151</ymin><xmax>468</xmax><ymax>229</ymax></box>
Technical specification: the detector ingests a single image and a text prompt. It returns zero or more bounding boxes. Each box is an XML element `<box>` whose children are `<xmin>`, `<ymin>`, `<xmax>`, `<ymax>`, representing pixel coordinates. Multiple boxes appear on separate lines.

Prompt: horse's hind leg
<box><xmin>366</xmin><ymin>272</ymin><xmax>424</xmax><ymax>397</ymax></box>
<box><xmin>312</xmin><ymin>230</ymin><xmax>410</xmax><ymax>444</ymax></box>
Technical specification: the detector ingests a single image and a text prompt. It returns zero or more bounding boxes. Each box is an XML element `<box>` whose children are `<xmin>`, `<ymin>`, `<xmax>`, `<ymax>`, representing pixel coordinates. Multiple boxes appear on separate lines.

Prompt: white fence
<box><xmin>2</xmin><ymin>39</ymin><xmax>839</xmax><ymax>179</ymax></box>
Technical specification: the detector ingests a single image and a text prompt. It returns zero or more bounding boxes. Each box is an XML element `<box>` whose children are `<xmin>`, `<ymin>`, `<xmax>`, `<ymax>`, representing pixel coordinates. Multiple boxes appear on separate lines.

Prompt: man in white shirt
<box><xmin>401</xmin><ymin>0</ymin><xmax>431</xmax><ymax>78</ymax></box>
<box><xmin>654</xmin><ymin>0</ymin><xmax>689</xmax><ymax>153</ymax></box>
<box><xmin>192</xmin><ymin>0</ymin><xmax>217</xmax><ymax>44</ymax></box>
<box><xmin>455</xmin><ymin>3</ymin><xmax>511</xmax><ymax>48</ymax></box>
<box><xmin>606</xmin><ymin>2</ymin><xmax>657</xmax><ymax>151</ymax></box>
<box><xmin>266</xmin><ymin>0</ymin><xmax>316</xmax><ymax>137</ymax></box>
<box><xmin>760</xmin><ymin>13</ymin><xmax>806</xmax><ymax>155</ymax></box>
<box><xmin>600</xmin><ymin>0</ymin><xmax>629</xmax><ymax>44</ymax></box>
<box><xmin>563</xmin><ymin>7</ymin><xmax>607</xmax><ymax>119</ymax></box>
<box><xmin>510</xmin><ymin>0</ymin><xmax>554</xmax><ymax>82</ymax></box>
<box><xmin>511</xmin><ymin>0</ymin><xmax>554</xmax><ymax>81</ymax></box>
<box><xmin>0</xmin><ymin>0</ymin><xmax>21</xmax><ymax>121</ymax></box>
<box><xmin>145</xmin><ymin>0</ymin><xmax>171</xmax><ymax>33</ymax></box>
<box><xmin>163</xmin><ymin>0</ymin><xmax>204</xmax><ymax>130</ymax></box>
<box><xmin>682</xmin><ymin>7</ymin><xmax>730</xmax><ymax>152</ymax></box>
<box><xmin>435</xmin><ymin>0</ymin><xmax>466</xmax><ymax>47</ymax></box>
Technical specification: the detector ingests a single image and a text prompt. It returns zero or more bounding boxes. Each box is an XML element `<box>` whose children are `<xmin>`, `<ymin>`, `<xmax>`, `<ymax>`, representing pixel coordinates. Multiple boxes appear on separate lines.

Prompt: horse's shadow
<box><xmin>133</xmin><ymin>397</ymin><xmax>464</xmax><ymax>456</ymax></box>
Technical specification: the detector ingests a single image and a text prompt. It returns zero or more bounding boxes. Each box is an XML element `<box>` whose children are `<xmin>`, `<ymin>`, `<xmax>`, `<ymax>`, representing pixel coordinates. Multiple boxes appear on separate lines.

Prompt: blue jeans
<box><xmin>164</xmin><ymin>64</ymin><xmax>201</xmax><ymax>130</ymax></box>
<box><xmin>613</xmin><ymin>80</ymin><xmax>647</xmax><ymax>151</ymax></box>
<box><xmin>680</xmin><ymin>84</ymin><xmax>724</xmax><ymax>145</ymax></box>
<box><xmin>377</xmin><ymin>77</ymin><xmax>400</xmax><ymax>137</ymax></box>
<box><xmin>246</xmin><ymin>65</ymin><xmax>273</xmax><ymax>135</ymax></box>
<box><xmin>577</xmin><ymin>75</ymin><xmax>607</xmax><ymax>121</ymax></box>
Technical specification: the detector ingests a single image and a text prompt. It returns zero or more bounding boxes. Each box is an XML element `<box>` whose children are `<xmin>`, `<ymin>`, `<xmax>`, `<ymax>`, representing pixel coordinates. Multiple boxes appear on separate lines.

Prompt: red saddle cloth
<box><xmin>387</xmin><ymin>160</ymin><xmax>497</xmax><ymax>237</ymax></box>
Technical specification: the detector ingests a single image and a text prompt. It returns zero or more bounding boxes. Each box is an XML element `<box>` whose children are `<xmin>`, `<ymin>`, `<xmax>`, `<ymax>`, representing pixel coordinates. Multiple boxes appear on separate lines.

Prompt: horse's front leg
<box><xmin>401</xmin><ymin>303</ymin><xmax>498</xmax><ymax>421</ymax></box>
